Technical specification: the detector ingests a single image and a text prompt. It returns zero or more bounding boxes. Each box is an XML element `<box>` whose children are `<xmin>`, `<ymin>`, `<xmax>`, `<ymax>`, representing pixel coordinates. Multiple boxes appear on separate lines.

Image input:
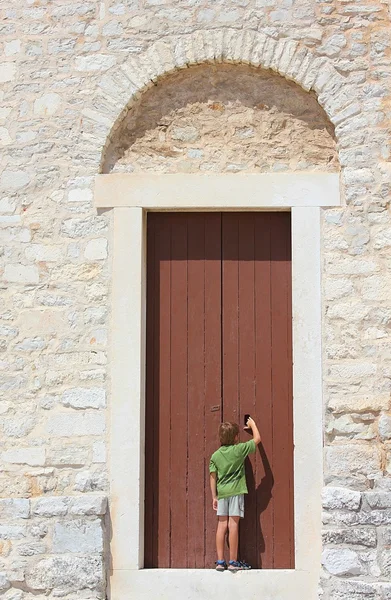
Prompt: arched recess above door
<box><xmin>101</xmin><ymin>63</ymin><xmax>338</xmax><ymax>175</ymax></box>
<box><xmin>79</xmin><ymin>28</ymin><xmax>357</xmax><ymax>174</ymax></box>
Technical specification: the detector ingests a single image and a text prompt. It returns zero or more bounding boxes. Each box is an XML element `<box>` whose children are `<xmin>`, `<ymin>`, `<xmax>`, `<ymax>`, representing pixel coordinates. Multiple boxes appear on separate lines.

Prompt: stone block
<box><xmin>343</xmin><ymin>167</ymin><xmax>375</xmax><ymax>185</ymax></box>
<box><xmin>0</xmin><ymin>197</ymin><xmax>15</xmax><ymax>213</ymax></box>
<box><xmin>84</xmin><ymin>238</ymin><xmax>108</xmax><ymax>260</ymax></box>
<box><xmin>68</xmin><ymin>188</ymin><xmax>93</xmax><ymax>203</ymax></box>
<box><xmin>61</xmin><ymin>216</ymin><xmax>107</xmax><ymax>238</ymax></box>
<box><xmin>0</xmin><ymin>170</ymin><xmax>30</xmax><ymax>190</ymax></box>
<box><xmin>362</xmin><ymin>276</ymin><xmax>391</xmax><ymax>301</ymax></box>
<box><xmin>328</xmin><ymin>394</ymin><xmax>390</xmax><ymax>414</ymax></box>
<box><xmin>46</xmin><ymin>445</ymin><xmax>89</xmax><ymax>466</ymax></box>
<box><xmin>25</xmin><ymin>555</ymin><xmax>104</xmax><ymax>594</ymax></box>
<box><xmin>4</xmin><ymin>265</ymin><xmax>38</xmax><ymax>284</ymax></box>
<box><xmin>171</xmin><ymin>126</ymin><xmax>199</xmax><ymax>142</ymax></box>
<box><xmin>322</xmin><ymin>487</ymin><xmax>361</xmax><ymax>511</ymax></box>
<box><xmin>328</xmin><ymin>363</ymin><xmax>376</xmax><ymax>382</ymax></box>
<box><xmin>0</xmin><ymin>214</ymin><xmax>21</xmax><ymax>225</ymax></box>
<box><xmin>74</xmin><ymin>471</ymin><xmax>107</xmax><ymax>493</ymax></box>
<box><xmin>322</xmin><ymin>548</ymin><xmax>363</xmax><ymax>576</ymax></box>
<box><xmin>262</xmin><ymin>37</ymin><xmax>278</xmax><ymax>69</ymax></box>
<box><xmin>18</xmin><ymin>543</ymin><xmax>46</xmax><ymax>556</ymax></box>
<box><xmin>365</xmin><ymin>493</ymin><xmax>391</xmax><ymax>510</ymax></box>
<box><xmin>328</xmin><ymin>303</ymin><xmax>370</xmax><ymax>322</ymax></box>
<box><xmin>277</xmin><ymin>40</ymin><xmax>298</xmax><ymax>75</ymax></box>
<box><xmin>32</xmin><ymin>497</ymin><xmax>69</xmax><ymax>517</ymax></box>
<box><xmin>319</xmin><ymin>34</ymin><xmax>347</xmax><ymax>58</ymax></box>
<box><xmin>1</xmin><ymin>448</ymin><xmax>45</xmax><ymax>467</ymax></box>
<box><xmin>45</xmin><ymin>413</ymin><xmax>105</xmax><ymax>437</ymax></box>
<box><xmin>83</xmin><ymin>307</ymin><xmax>107</xmax><ymax>325</ymax></box>
<box><xmin>322</xmin><ymin>527</ymin><xmax>377</xmax><ymax>548</ymax></box>
<box><xmin>25</xmin><ymin>244</ymin><xmax>62</xmax><ymax>262</ymax></box>
<box><xmin>326</xmin><ymin>257</ymin><xmax>378</xmax><ymax>275</ymax></box>
<box><xmin>374</xmin><ymin>230</ymin><xmax>391</xmax><ymax>250</ymax></box>
<box><xmin>375</xmin><ymin>479</ymin><xmax>391</xmax><ymax>492</ymax></box>
<box><xmin>2</xmin><ymin>417</ymin><xmax>36</xmax><ymax>438</ymax></box>
<box><xmin>0</xmin><ymin>573</ymin><xmax>10</xmax><ymax>591</ymax></box>
<box><xmin>0</xmin><ymin>375</ymin><xmax>26</xmax><ymax>392</ymax></box>
<box><xmin>30</xmin><ymin>523</ymin><xmax>48</xmax><ymax>539</ymax></box>
<box><xmin>82</xmin><ymin>108</ymin><xmax>112</xmax><ymax>127</ymax></box>
<box><xmin>379</xmin><ymin>527</ymin><xmax>391</xmax><ymax>546</ymax></box>
<box><xmin>270</xmin><ymin>9</ymin><xmax>290</xmax><ymax>22</ymax></box>
<box><xmin>379</xmin><ymin>415</ymin><xmax>391</xmax><ymax>441</ymax></box>
<box><xmin>325</xmin><ymin>445</ymin><xmax>381</xmax><ymax>477</ymax></box>
<box><xmin>331</xmin><ymin>103</ymin><xmax>362</xmax><ymax>126</ymax></box>
<box><xmin>330</xmin><ymin>579</ymin><xmax>379</xmax><ymax>599</ymax></box>
<box><xmin>324</xmin><ymin>279</ymin><xmax>354</xmax><ymax>301</ymax></box>
<box><xmin>16</xmin><ymin>337</ymin><xmax>47</xmax><ymax>351</ymax></box>
<box><xmin>0</xmin><ymin>325</ymin><xmax>17</xmax><ymax>337</ymax></box>
<box><xmin>269</xmin><ymin>38</ymin><xmax>287</xmax><ymax>72</ymax></box>
<box><xmin>102</xmin><ymin>21</ymin><xmax>123</xmax><ymax>36</ymax></box>
<box><xmin>8</xmin><ymin>559</ymin><xmax>27</xmax><ymax>584</ymax></box>
<box><xmin>69</xmin><ymin>495</ymin><xmax>107</xmax><ymax>516</ymax></box>
<box><xmin>92</xmin><ymin>441</ymin><xmax>106</xmax><ymax>463</ymax></box>
<box><xmin>0</xmin><ymin>526</ymin><xmax>26</xmax><ymax>540</ymax></box>
<box><xmin>17</xmin><ymin>309</ymin><xmax>68</xmax><ymax>336</ymax></box>
<box><xmin>0</xmin><ymin>63</ymin><xmax>16</xmax><ymax>83</ymax></box>
<box><xmin>33</xmin><ymin>94</ymin><xmax>61</xmax><ymax>117</ymax></box>
<box><xmin>380</xmin><ymin>549</ymin><xmax>391</xmax><ymax>577</ymax></box>
<box><xmin>61</xmin><ymin>387</ymin><xmax>106</xmax><ymax>409</ymax></box>
<box><xmin>4</xmin><ymin>40</ymin><xmax>20</xmax><ymax>56</ymax></box>
<box><xmin>0</xmin><ymin>127</ymin><xmax>11</xmax><ymax>146</ymax></box>
<box><xmin>75</xmin><ymin>54</ymin><xmax>116</xmax><ymax>71</ymax></box>
<box><xmin>52</xmin><ymin>519</ymin><xmax>103</xmax><ymax>553</ymax></box>
<box><xmin>0</xmin><ymin>499</ymin><xmax>30</xmax><ymax>519</ymax></box>
<box><xmin>327</xmin><ymin>414</ymin><xmax>375</xmax><ymax>440</ymax></box>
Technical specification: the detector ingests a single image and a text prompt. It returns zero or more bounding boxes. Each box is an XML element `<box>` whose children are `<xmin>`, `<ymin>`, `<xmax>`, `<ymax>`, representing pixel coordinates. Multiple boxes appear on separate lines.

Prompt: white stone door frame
<box><xmin>94</xmin><ymin>172</ymin><xmax>340</xmax><ymax>600</ymax></box>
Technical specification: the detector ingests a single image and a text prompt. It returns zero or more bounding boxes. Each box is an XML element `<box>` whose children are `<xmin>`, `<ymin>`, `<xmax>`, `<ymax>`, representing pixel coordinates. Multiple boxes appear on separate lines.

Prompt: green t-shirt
<box><xmin>209</xmin><ymin>440</ymin><xmax>256</xmax><ymax>500</ymax></box>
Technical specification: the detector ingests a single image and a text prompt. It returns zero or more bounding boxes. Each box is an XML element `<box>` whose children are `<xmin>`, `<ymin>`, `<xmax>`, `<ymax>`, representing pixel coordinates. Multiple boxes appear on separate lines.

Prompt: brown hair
<box><xmin>219</xmin><ymin>422</ymin><xmax>239</xmax><ymax>446</ymax></box>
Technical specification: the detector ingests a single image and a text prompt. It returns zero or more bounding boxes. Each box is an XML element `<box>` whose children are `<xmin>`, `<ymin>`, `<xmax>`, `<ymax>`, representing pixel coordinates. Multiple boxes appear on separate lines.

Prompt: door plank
<box><xmin>187</xmin><ymin>215</ymin><xmax>206</xmax><ymax>568</ymax></box>
<box><xmin>270</xmin><ymin>213</ymin><xmax>294</xmax><ymax>569</ymax></box>
<box><xmin>204</xmin><ymin>214</ymin><xmax>222</xmax><ymax>569</ymax></box>
<box><xmin>222</xmin><ymin>214</ymin><xmax>239</xmax><ymax>424</ymax></box>
<box><xmin>254</xmin><ymin>213</ymin><xmax>274</xmax><ymax>569</ymax></box>
<box><xmin>237</xmin><ymin>214</ymin><xmax>258</xmax><ymax>567</ymax></box>
<box><xmin>144</xmin><ymin>215</ymin><xmax>156</xmax><ymax>568</ymax></box>
<box><xmin>156</xmin><ymin>214</ymin><xmax>172</xmax><ymax>568</ymax></box>
<box><xmin>170</xmin><ymin>214</ymin><xmax>189</xmax><ymax>568</ymax></box>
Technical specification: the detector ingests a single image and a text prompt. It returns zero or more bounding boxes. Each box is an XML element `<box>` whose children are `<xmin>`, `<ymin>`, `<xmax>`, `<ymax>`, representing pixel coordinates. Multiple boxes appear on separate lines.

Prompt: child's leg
<box><xmin>216</xmin><ymin>517</ymin><xmax>228</xmax><ymax>561</ymax></box>
<box><xmin>228</xmin><ymin>516</ymin><xmax>240</xmax><ymax>562</ymax></box>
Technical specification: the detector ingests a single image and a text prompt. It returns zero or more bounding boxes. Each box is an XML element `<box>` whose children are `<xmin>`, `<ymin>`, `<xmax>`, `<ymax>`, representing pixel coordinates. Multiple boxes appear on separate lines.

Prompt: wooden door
<box><xmin>144</xmin><ymin>212</ymin><xmax>293</xmax><ymax>569</ymax></box>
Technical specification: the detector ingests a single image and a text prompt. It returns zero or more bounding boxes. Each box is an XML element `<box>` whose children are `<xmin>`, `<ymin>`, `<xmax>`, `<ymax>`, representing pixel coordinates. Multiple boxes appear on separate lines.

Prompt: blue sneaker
<box><xmin>215</xmin><ymin>560</ymin><xmax>227</xmax><ymax>572</ymax></box>
<box><xmin>228</xmin><ymin>560</ymin><xmax>243</xmax><ymax>572</ymax></box>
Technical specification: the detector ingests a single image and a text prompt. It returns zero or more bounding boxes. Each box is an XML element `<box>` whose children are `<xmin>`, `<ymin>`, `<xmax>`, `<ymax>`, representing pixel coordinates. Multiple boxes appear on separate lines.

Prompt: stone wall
<box><xmin>0</xmin><ymin>495</ymin><xmax>106</xmax><ymax>598</ymax></box>
<box><xmin>0</xmin><ymin>0</ymin><xmax>391</xmax><ymax>598</ymax></box>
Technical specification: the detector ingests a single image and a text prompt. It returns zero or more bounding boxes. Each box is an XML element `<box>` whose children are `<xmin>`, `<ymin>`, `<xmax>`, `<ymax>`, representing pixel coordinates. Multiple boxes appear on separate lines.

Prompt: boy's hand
<box><xmin>212</xmin><ymin>497</ymin><xmax>218</xmax><ymax>511</ymax></box>
<box><xmin>246</xmin><ymin>416</ymin><xmax>256</xmax><ymax>429</ymax></box>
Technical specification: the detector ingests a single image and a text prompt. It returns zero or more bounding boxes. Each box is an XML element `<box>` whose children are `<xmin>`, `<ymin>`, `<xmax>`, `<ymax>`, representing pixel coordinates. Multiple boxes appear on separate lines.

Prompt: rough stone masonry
<box><xmin>0</xmin><ymin>0</ymin><xmax>391</xmax><ymax>599</ymax></box>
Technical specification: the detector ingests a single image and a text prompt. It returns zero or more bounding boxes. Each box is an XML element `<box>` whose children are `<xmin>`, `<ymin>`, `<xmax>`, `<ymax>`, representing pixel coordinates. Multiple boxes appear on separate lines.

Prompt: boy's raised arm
<box><xmin>247</xmin><ymin>417</ymin><xmax>261</xmax><ymax>445</ymax></box>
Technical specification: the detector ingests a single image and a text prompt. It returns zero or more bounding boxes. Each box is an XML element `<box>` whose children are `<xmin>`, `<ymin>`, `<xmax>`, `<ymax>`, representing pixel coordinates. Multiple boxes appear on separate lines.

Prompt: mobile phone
<box><xmin>244</xmin><ymin>414</ymin><xmax>251</xmax><ymax>428</ymax></box>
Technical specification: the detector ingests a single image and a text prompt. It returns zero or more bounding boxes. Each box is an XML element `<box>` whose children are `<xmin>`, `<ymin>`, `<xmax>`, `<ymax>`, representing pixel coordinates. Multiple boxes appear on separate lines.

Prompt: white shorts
<box><xmin>217</xmin><ymin>494</ymin><xmax>244</xmax><ymax>518</ymax></box>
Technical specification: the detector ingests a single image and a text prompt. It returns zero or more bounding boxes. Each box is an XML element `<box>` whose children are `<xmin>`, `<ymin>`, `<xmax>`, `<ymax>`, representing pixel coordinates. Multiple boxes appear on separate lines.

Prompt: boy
<box><xmin>209</xmin><ymin>417</ymin><xmax>261</xmax><ymax>572</ymax></box>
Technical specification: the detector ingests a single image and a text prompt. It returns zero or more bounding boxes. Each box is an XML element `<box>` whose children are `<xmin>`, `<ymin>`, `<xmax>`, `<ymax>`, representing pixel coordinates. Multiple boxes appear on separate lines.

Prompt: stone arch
<box><xmin>81</xmin><ymin>28</ymin><xmax>357</xmax><ymax>173</ymax></box>
<box><xmin>103</xmin><ymin>63</ymin><xmax>338</xmax><ymax>174</ymax></box>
